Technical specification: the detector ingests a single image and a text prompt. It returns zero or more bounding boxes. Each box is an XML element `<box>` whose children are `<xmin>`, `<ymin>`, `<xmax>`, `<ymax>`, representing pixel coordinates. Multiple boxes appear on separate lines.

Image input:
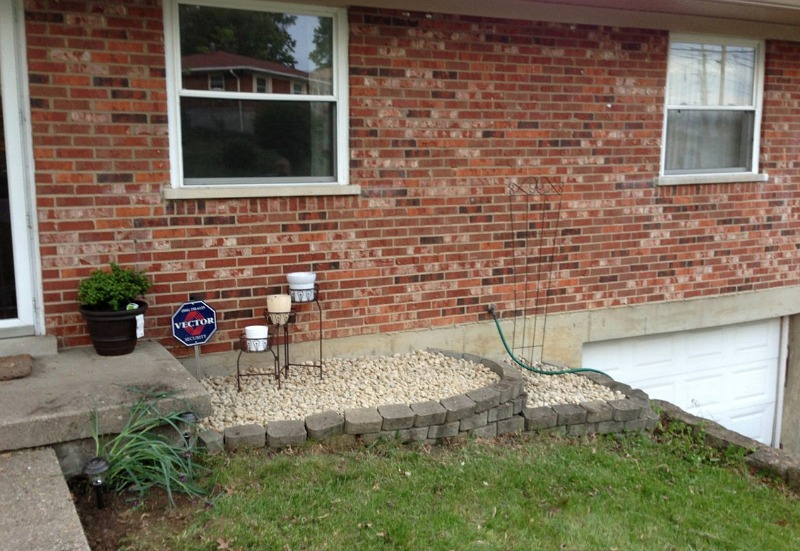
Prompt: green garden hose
<box><xmin>487</xmin><ymin>305</ymin><xmax>609</xmax><ymax>377</ymax></box>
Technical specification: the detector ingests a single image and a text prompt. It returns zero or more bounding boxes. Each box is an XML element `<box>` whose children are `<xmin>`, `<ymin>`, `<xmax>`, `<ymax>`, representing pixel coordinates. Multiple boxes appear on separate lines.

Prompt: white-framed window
<box><xmin>164</xmin><ymin>0</ymin><xmax>349</xmax><ymax>192</ymax></box>
<box><xmin>659</xmin><ymin>34</ymin><xmax>766</xmax><ymax>185</ymax></box>
<box><xmin>208</xmin><ymin>73</ymin><xmax>225</xmax><ymax>90</ymax></box>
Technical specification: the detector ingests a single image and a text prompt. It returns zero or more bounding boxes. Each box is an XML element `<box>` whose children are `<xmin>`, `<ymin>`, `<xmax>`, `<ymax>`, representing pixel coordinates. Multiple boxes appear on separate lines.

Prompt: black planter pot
<box><xmin>79</xmin><ymin>300</ymin><xmax>148</xmax><ymax>356</ymax></box>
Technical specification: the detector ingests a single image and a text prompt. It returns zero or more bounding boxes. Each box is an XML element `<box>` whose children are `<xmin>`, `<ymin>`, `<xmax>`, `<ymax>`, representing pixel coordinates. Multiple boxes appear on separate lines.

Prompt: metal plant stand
<box><xmin>236</xmin><ymin>334</ymin><xmax>279</xmax><ymax>391</ymax></box>
<box><xmin>268</xmin><ymin>285</ymin><xmax>324</xmax><ymax>385</ymax></box>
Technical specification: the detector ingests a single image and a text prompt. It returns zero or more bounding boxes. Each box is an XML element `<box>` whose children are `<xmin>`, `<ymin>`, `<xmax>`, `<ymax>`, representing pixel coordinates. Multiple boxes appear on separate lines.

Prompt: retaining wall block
<box><xmin>460</xmin><ymin>410</ymin><xmax>488</xmax><ymax>432</ymax></box>
<box><xmin>581</xmin><ymin>400</ymin><xmax>614</xmax><ymax>423</ymax></box>
<box><xmin>607</xmin><ymin>381</ymin><xmax>633</xmax><ymax>396</ymax></box>
<box><xmin>597</xmin><ymin>420</ymin><xmax>624</xmax><ymax>434</ymax></box>
<box><xmin>491</xmin><ymin>379</ymin><xmax>517</xmax><ymax>403</ymax></box>
<box><xmin>410</xmin><ymin>400</ymin><xmax>447</xmax><ymax>426</ymax></box>
<box><xmin>460</xmin><ymin>352</ymin><xmax>485</xmax><ymax>366</ymax></box>
<box><xmin>378</xmin><ymin>403</ymin><xmax>416</xmax><ymax>430</ymax></box>
<box><xmin>224</xmin><ymin>424</ymin><xmax>265</xmax><ymax>451</ymax></box>
<box><xmin>397</xmin><ymin>426</ymin><xmax>429</xmax><ymax>443</ymax></box>
<box><xmin>644</xmin><ymin>410</ymin><xmax>661</xmax><ymax>431</ymax></box>
<box><xmin>267</xmin><ymin>419</ymin><xmax>307</xmax><ymax>449</ymax></box>
<box><xmin>199</xmin><ymin>429</ymin><xmax>224</xmax><ymax>455</ymax></box>
<box><xmin>627</xmin><ymin>388</ymin><xmax>650</xmax><ymax>407</ymax></box>
<box><xmin>552</xmin><ymin>403</ymin><xmax>588</xmax><ymax>425</ymax></box>
<box><xmin>305</xmin><ymin>410</ymin><xmax>344</xmax><ymax>441</ymax></box>
<box><xmin>471</xmin><ymin>423</ymin><xmax>498</xmax><ymax>439</ymax></box>
<box><xmin>466</xmin><ymin>386</ymin><xmax>502</xmax><ymax>413</ymax></box>
<box><xmin>512</xmin><ymin>394</ymin><xmax>527</xmax><ymax>414</ymax></box>
<box><xmin>566</xmin><ymin>423</ymin><xmax>588</xmax><ymax>437</ymax></box>
<box><xmin>579</xmin><ymin>371</ymin><xmax>614</xmax><ymax>386</ymax></box>
<box><xmin>522</xmin><ymin>406</ymin><xmax>557</xmax><ymax>431</ymax></box>
<box><xmin>623</xmin><ymin>418</ymin><xmax>648</xmax><ymax>432</ymax></box>
<box><xmin>477</xmin><ymin>357</ymin><xmax>506</xmax><ymax>376</ymax></box>
<box><xmin>428</xmin><ymin>421</ymin><xmax>460</xmax><ymax>439</ymax></box>
<box><xmin>487</xmin><ymin>402</ymin><xmax>514</xmax><ymax>423</ymax></box>
<box><xmin>609</xmin><ymin>399</ymin><xmax>642</xmax><ymax>421</ymax></box>
<box><xmin>440</xmin><ymin>394</ymin><xmax>477</xmax><ymax>422</ymax></box>
<box><xmin>499</xmin><ymin>364</ymin><xmax>525</xmax><ymax>381</ymax></box>
<box><xmin>323</xmin><ymin>433</ymin><xmax>357</xmax><ymax>450</ymax></box>
<box><xmin>497</xmin><ymin>415</ymin><xmax>525</xmax><ymax>436</ymax></box>
<box><xmin>344</xmin><ymin>407</ymin><xmax>383</xmax><ymax>434</ymax></box>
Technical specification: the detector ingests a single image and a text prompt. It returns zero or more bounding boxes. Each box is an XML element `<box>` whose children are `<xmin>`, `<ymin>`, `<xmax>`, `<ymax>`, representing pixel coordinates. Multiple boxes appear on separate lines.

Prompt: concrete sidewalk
<box><xmin>0</xmin><ymin>447</ymin><xmax>90</xmax><ymax>550</ymax></box>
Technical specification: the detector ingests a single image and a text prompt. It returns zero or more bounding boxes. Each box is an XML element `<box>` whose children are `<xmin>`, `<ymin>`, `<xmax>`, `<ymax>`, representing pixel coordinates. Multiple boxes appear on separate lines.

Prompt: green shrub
<box><xmin>78</xmin><ymin>263</ymin><xmax>151</xmax><ymax>311</ymax></box>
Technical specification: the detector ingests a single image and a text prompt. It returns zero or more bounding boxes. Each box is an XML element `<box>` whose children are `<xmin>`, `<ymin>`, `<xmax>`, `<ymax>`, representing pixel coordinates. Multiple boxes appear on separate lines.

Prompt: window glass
<box><xmin>179</xmin><ymin>4</ymin><xmax>333</xmax><ymax>96</ymax></box>
<box><xmin>170</xmin><ymin>1</ymin><xmax>344</xmax><ymax>188</ymax></box>
<box><xmin>181</xmin><ymin>98</ymin><xmax>335</xmax><ymax>181</ymax></box>
<box><xmin>664</xmin><ymin>110</ymin><xmax>754</xmax><ymax>173</ymax></box>
<box><xmin>662</xmin><ymin>36</ymin><xmax>761</xmax><ymax>177</ymax></box>
<box><xmin>667</xmin><ymin>43</ymin><xmax>755</xmax><ymax>106</ymax></box>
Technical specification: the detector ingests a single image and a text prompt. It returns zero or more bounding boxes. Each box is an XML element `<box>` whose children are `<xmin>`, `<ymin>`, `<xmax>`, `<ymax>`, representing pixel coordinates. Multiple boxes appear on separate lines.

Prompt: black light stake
<box><xmin>83</xmin><ymin>456</ymin><xmax>109</xmax><ymax>509</ymax></box>
<box><xmin>179</xmin><ymin>411</ymin><xmax>199</xmax><ymax>452</ymax></box>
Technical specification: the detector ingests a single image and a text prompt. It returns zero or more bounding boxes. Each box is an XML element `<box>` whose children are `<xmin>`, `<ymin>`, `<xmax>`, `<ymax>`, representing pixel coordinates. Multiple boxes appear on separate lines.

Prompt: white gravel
<box><xmin>198</xmin><ymin>350</ymin><xmax>624</xmax><ymax>432</ymax></box>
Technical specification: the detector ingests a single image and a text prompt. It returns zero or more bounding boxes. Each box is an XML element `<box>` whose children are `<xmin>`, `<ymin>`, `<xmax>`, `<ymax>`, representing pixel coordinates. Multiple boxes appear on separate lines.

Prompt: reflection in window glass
<box><xmin>667</xmin><ymin>43</ymin><xmax>755</xmax><ymax>106</ymax></box>
<box><xmin>172</xmin><ymin>1</ymin><xmax>343</xmax><ymax>187</ymax></box>
<box><xmin>181</xmin><ymin>98</ymin><xmax>335</xmax><ymax>181</ymax></box>
<box><xmin>179</xmin><ymin>4</ymin><xmax>333</xmax><ymax>95</ymax></box>
<box><xmin>662</xmin><ymin>36</ymin><xmax>761</xmax><ymax>176</ymax></box>
<box><xmin>665</xmin><ymin>110</ymin><xmax>754</xmax><ymax>173</ymax></box>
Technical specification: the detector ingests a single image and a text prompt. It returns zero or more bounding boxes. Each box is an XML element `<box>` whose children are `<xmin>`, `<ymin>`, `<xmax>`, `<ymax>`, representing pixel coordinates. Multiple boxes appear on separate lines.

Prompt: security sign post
<box><xmin>172</xmin><ymin>300</ymin><xmax>217</xmax><ymax>377</ymax></box>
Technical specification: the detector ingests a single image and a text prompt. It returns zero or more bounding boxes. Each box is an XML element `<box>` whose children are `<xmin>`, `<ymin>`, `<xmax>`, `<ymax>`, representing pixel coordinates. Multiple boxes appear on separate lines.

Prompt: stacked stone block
<box><xmin>198</xmin><ymin>351</ymin><xmax>656</xmax><ymax>454</ymax></box>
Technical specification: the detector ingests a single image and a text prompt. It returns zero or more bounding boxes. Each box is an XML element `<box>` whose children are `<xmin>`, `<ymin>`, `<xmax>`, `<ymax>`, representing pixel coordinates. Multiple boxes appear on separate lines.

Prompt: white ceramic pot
<box><xmin>289</xmin><ymin>288</ymin><xmax>316</xmax><ymax>303</ymax></box>
<box><xmin>287</xmin><ymin>272</ymin><xmax>316</xmax><ymax>287</ymax></box>
<box><xmin>288</xmin><ymin>282</ymin><xmax>314</xmax><ymax>290</ymax></box>
<box><xmin>245</xmin><ymin>325</ymin><xmax>269</xmax><ymax>339</ymax></box>
<box><xmin>245</xmin><ymin>337</ymin><xmax>269</xmax><ymax>352</ymax></box>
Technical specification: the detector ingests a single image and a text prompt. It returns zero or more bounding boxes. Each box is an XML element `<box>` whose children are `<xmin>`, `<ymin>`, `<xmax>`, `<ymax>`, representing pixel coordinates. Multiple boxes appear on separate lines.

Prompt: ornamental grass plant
<box><xmin>90</xmin><ymin>388</ymin><xmax>208</xmax><ymax>506</ymax></box>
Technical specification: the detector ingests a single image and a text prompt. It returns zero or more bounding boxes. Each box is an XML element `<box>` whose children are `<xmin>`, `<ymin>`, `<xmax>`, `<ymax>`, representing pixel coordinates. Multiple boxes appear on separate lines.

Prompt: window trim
<box><xmin>658</xmin><ymin>33</ymin><xmax>766</xmax><ymax>186</ymax></box>
<box><xmin>163</xmin><ymin>0</ymin><xmax>352</xmax><ymax>197</ymax></box>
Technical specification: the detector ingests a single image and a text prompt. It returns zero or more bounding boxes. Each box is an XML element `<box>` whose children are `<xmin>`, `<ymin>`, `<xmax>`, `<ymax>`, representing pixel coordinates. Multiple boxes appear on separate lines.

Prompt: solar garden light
<box><xmin>83</xmin><ymin>456</ymin><xmax>109</xmax><ymax>510</ymax></box>
<box><xmin>178</xmin><ymin>411</ymin><xmax>199</xmax><ymax>451</ymax></box>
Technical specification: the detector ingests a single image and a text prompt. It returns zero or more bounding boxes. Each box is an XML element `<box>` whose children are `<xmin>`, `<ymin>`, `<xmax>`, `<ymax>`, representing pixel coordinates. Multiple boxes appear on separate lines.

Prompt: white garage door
<box><xmin>582</xmin><ymin>319</ymin><xmax>783</xmax><ymax>445</ymax></box>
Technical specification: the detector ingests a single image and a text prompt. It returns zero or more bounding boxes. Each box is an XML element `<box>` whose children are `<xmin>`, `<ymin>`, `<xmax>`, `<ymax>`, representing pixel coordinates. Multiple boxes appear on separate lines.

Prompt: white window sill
<box><xmin>655</xmin><ymin>173</ymin><xmax>769</xmax><ymax>186</ymax></box>
<box><xmin>163</xmin><ymin>184</ymin><xmax>361</xmax><ymax>200</ymax></box>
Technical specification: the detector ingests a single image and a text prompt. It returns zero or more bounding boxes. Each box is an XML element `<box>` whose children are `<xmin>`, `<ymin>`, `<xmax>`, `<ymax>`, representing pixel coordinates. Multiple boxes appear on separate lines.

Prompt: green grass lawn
<box><xmin>122</xmin><ymin>425</ymin><xmax>800</xmax><ymax>550</ymax></box>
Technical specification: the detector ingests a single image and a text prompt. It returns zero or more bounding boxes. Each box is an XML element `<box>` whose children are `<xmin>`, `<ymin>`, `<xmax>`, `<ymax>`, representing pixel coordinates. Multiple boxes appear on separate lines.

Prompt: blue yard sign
<box><xmin>172</xmin><ymin>300</ymin><xmax>217</xmax><ymax>346</ymax></box>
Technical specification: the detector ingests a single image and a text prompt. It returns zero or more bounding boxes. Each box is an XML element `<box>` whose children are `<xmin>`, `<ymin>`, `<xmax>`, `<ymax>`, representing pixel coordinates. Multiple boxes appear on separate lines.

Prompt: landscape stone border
<box><xmin>654</xmin><ymin>399</ymin><xmax>800</xmax><ymax>495</ymax></box>
<box><xmin>199</xmin><ymin>350</ymin><xmax>659</xmax><ymax>454</ymax></box>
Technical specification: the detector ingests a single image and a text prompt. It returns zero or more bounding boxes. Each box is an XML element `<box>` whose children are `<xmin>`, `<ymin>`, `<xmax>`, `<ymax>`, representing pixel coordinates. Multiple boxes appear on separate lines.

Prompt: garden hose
<box><xmin>487</xmin><ymin>304</ymin><xmax>609</xmax><ymax>377</ymax></box>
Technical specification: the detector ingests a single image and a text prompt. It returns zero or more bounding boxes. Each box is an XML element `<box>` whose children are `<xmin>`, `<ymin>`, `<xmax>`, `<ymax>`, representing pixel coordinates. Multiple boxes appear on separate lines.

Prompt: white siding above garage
<box><xmin>582</xmin><ymin>319</ymin><xmax>784</xmax><ymax>445</ymax></box>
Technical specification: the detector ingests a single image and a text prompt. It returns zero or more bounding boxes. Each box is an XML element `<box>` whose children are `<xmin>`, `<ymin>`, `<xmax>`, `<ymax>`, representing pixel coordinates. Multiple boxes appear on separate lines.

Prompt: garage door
<box><xmin>582</xmin><ymin>319</ymin><xmax>783</xmax><ymax>445</ymax></box>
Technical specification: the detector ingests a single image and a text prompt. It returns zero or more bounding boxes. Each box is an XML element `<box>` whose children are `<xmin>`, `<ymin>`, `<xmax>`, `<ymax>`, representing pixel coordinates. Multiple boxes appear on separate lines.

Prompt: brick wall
<box><xmin>24</xmin><ymin>2</ymin><xmax>800</xmax><ymax>356</ymax></box>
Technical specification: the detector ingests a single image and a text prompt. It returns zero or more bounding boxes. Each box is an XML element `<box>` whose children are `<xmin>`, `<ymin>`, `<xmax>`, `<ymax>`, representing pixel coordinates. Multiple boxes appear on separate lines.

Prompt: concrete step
<box><xmin>0</xmin><ymin>447</ymin><xmax>90</xmax><ymax>550</ymax></box>
<box><xmin>0</xmin><ymin>340</ymin><xmax>212</xmax><ymax>461</ymax></box>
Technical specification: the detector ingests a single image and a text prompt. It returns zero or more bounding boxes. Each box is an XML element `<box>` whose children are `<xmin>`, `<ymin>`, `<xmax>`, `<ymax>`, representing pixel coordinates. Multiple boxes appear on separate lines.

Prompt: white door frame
<box><xmin>0</xmin><ymin>0</ymin><xmax>42</xmax><ymax>336</ymax></box>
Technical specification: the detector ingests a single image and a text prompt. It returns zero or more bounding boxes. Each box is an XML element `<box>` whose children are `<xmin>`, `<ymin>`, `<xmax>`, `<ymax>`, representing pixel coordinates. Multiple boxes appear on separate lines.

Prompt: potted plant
<box><xmin>78</xmin><ymin>263</ymin><xmax>152</xmax><ymax>356</ymax></box>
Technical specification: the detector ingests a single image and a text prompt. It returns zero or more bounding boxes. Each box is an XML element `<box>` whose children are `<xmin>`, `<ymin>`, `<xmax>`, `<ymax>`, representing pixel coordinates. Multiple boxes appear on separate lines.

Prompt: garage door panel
<box><xmin>721</xmin><ymin>405</ymin><xmax>775</xmax><ymax>445</ymax></box>
<box><xmin>730</xmin><ymin>363</ymin><xmax>777</xmax><ymax>401</ymax></box>
<box><xmin>582</xmin><ymin>319</ymin><xmax>781</xmax><ymax>445</ymax></box>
